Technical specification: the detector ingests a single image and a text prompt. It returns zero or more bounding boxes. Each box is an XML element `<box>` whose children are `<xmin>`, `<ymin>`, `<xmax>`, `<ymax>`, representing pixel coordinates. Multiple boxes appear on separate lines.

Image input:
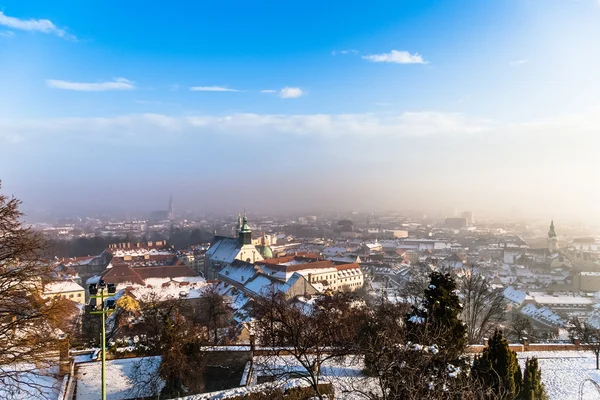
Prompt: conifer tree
<box><xmin>520</xmin><ymin>357</ymin><xmax>547</xmax><ymax>400</ymax></box>
<box><xmin>405</xmin><ymin>272</ymin><xmax>467</xmax><ymax>360</ymax></box>
<box><xmin>472</xmin><ymin>330</ymin><xmax>522</xmax><ymax>399</ymax></box>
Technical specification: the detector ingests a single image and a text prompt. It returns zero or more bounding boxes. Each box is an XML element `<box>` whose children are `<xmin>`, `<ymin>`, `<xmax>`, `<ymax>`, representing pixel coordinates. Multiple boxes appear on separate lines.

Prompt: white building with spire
<box><xmin>203</xmin><ymin>213</ymin><xmax>264</xmax><ymax>280</ymax></box>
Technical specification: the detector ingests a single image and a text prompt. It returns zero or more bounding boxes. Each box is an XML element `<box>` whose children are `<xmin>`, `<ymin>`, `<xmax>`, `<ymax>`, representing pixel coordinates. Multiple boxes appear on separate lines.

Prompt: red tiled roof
<box><xmin>135</xmin><ymin>265</ymin><xmax>197</xmax><ymax>280</ymax></box>
<box><xmin>100</xmin><ymin>263</ymin><xmax>197</xmax><ymax>285</ymax></box>
<box><xmin>285</xmin><ymin>260</ymin><xmax>336</xmax><ymax>272</ymax></box>
<box><xmin>102</xmin><ymin>265</ymin><xmax>145</xmax><ymax>286</ymax></box>
<box><xmin>335</xmin><ymin>263</ymin><xmax>361</xmax><ymax>271</ymax></box>
<box><xmin>257</xmin><ymin>252</ymin><xmax>322</xmax><ymax>265</ymax></box>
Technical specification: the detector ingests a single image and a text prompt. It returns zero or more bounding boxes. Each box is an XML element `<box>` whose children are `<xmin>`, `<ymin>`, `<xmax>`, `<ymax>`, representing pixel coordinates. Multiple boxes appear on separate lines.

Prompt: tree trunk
<box><xmin>596</xmin><ymin>351</ymin><xmax>599</xmax><ymax>370</ymax></box>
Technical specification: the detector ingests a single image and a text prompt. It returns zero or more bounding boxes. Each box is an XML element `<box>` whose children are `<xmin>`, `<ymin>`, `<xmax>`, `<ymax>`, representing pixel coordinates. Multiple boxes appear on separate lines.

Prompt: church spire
<box><xmin>168</xmin><ymin>194</ymin><xmax>174</xmax><ymax>221</ymax></box>
<box><xmin>548</xmin><ymin>219</ymin><xmax>557</xmax><ymax>238</ymax></box>
<box><xmin>548</xmin><ymin>219</ymin><xmax>559</xmax><ymax>252</ymax></box>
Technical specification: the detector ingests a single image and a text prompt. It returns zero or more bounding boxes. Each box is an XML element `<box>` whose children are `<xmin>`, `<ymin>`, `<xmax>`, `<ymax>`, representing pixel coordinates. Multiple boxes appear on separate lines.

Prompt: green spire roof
<box><xmin>240</xmin><ymin>212</ymin><xmax>251</xmax><ymax>233</ymax></box>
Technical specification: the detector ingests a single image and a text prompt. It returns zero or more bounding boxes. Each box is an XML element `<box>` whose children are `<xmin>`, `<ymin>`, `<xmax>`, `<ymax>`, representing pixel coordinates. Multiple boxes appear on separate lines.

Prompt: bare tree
<box><xmin>126</xmin><ymin>293</ymin><xmax>211</xmax><ymax>398</ymax></box>
<box><xmin>197</xmin><ymin>284</ymin><xmax>232</xmax><ymax>345</ymax></box>
<box><xmin>459</xmin><ymin>268</ymin><xmax>506</xmax><ymax>344</ymax></box>
<box><xmin>508</xmin><ymin>314</ymin><xmax>534</xmax><ymax>343</ymax></box>
<box><xmin>396</xmin><ymin>262</ymin><xmax>432</xmax><ymax>308</ymax></box>
<box><xmin>0</xmin><ymin>182</ymin><xmax>75</xmax><ymax>397</ymax></box>
<box><xmin>252</xmin><ymin>290</ymin><xmax>359</xmax><ymax>400</ymax></box>
<box><xmin>568</xmin><ymin>318</ymin><xmax>600</xmax><ymax>369</ymax></box>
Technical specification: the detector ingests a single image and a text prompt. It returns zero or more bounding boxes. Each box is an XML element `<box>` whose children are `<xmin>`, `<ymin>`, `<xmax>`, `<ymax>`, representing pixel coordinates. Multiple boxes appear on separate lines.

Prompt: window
<box><xmin>78</xmin><ymin>293</ymin><xmax>82</xmax><ymax>297</ymax></box>
<box><xmin>69</xmin><ymin>294</ymin><xmax>74</xmax><ymax>298</ymax></box>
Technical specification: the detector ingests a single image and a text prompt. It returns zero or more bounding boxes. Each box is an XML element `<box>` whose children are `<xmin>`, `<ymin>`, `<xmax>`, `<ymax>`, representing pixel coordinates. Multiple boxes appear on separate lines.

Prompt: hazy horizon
<box><xmin>2</xmin><ymin>0</ymin><xmax>600</xmax><ymax>223</ymax></box>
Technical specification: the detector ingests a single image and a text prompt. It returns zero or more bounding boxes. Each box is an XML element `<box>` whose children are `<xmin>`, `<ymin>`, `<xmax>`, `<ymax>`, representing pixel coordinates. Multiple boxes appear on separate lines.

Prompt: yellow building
<box><xmin>42</xmin><ymin>279</ymin><xmax>86</xmax><ymax>304</ymax></box>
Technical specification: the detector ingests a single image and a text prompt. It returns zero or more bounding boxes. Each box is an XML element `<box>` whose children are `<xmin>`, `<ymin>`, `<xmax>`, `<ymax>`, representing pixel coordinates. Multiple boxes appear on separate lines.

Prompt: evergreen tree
<box><xmin>520</xmin><ymin>357</ymin><xmax>547</xmax><ymax>400</ymax></box>
<box><xmin>405</xmin><ymin>272</ymin><xmax>467</xmax><ymax>360</ymax></box>
<box><xmin>473</xmin><ymin>330</ymin><xmax>522</xmax><ymax>399</ymax></box>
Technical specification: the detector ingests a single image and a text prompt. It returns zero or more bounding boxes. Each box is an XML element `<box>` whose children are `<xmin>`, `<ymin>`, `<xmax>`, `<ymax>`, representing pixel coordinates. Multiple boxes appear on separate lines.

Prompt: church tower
<box><xmin>238</xmin><ymin>213</ymin><xmax>252</xmax><ymax>245</ymax></box>
<box><xmin>548</xmin><ymin>219</ymin><xmax>559</xmax><ymax>253</ymax></box>
<box><xmin>168</xmin><ymin>195</ymin><xmax>174</xmax><ymax>221</ymax></box>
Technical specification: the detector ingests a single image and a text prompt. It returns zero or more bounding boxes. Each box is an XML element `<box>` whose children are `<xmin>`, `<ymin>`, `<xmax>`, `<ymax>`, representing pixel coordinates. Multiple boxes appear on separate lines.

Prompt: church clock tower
<box><xmin>238</xmin><ymin>213</ymin><xmax>252</xmax><ymax>245</ymax></box>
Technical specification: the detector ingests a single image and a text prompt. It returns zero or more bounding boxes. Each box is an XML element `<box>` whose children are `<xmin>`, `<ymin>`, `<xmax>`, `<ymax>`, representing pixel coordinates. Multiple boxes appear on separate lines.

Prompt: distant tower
<box><xmin>168</xmin><ymin>195</ymin><xmax>174</xmax><ymax>221</ymax></box>
<box><xmin>238</xmin><ymin>212</ymin><xmax>252</xmax><ymax>245</ymax></box>
<box><xmin>548</xmin><ymin>219</ymin><xmax>559</xmax><ymax>252</ymax></box>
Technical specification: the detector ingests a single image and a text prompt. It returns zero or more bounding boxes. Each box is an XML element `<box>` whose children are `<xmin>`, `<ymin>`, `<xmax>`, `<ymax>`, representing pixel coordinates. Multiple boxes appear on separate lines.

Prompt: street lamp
<box><xmin>89</xmin><ymin>280</ymin><xmax>116</xmax><ymax>400</ymax></box>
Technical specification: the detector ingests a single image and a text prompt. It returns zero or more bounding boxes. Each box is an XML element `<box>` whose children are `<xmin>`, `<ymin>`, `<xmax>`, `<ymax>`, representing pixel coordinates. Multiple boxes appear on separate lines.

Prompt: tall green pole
<box><xmin>90</xmin><ymin>284</ymin><xmax>114</xmax><ymax>400</ymax></box>
<box><xmin>101</xmin><ymin>288</ymin><xmax>107</xmax><ymax>400</ymax></box>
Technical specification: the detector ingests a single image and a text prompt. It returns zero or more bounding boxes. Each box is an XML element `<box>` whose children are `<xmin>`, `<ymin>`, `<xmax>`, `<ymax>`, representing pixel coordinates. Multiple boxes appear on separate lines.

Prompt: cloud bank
<box><xmin>46</xmin><ymin>78</ymin><xmax>135</xmax><ymax>91</ymax></box>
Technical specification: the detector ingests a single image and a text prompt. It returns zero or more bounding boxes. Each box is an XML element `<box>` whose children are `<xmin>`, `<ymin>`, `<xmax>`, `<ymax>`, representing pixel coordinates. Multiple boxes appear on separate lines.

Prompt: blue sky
<box><xmin>1</xmin><ymin>0</ymin><xmax>600</xmax><ymax>219</ymax></box>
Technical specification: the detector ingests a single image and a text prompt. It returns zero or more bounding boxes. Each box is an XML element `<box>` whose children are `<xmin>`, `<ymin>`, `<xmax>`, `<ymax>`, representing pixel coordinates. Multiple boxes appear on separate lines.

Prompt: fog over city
<box><xmin>1</xmin><ymin>0</ymin><xmax>600</xmax><ymax>222</ymax></box>
<box><xmin>6</xmin><ymin>2</ymin><xmax>600</xmax><ymax>400</ymax></box>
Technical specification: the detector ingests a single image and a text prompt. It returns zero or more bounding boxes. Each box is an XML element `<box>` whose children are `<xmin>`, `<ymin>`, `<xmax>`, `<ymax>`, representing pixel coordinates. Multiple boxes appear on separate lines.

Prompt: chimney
<box><xmin>483</xmin><ymin>337</ymin><xmax>489</xmax><ymax>347</ymax></box>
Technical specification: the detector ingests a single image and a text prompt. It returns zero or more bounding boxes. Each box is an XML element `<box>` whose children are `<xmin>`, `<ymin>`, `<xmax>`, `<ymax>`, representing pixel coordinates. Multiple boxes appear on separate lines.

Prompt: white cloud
<box><xmin>0</xmin><ymin>30</ymin><xmax>15</xmax><ymax>38</ymax></box>
<box><xmin>332</xmin><ymin>49</ymin><xmax>358</xmax><ymax>56</ymax></box>
<box><xmin>362</xmin><ymin>50</ymin><xmax>427</xmax><ymax>64</ymax></box>
<box><xmin>46</xmin><ymin>78</ymin><xmax>135</xmax><ymax>91</ymax></box>
<box><xmin>0</xmin><ymin>11</ymin><xmax>73</xmax><ymax>39</ymax></box>
<box><xmin>509</xmin><ymin>59</ymin><xmax>528</xmax><ymax>66</ymax></box>
<box><xmin>280</xmin><ymin>87</ymin><xmax>303</xmax><ymax>99</ymax></box>
<box><xmin>190</xmin><ymin>86</ymin><xmax>240</xmax><ymax>92</ymax></box>
<box><xmin>260</xmin><ymin>89</ymin><xmax>277</xmax><ymax>93</ymax></box>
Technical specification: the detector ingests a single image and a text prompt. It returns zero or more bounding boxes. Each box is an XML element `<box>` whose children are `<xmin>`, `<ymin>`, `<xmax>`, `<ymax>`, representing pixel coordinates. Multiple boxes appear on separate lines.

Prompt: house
<box><xmin>100</xmin><ymin>261</ymin><xmax>199</xmax><ymax>288</ymax></box>
<box><xmin>42</xmin><ymin>279</ymin><xmax>86</xmax><ymax>304</ymax></box>
<box><xmin>258</xmin><ymin>257</ymin><xmax>364</xmax><ymax>293</ymax></box>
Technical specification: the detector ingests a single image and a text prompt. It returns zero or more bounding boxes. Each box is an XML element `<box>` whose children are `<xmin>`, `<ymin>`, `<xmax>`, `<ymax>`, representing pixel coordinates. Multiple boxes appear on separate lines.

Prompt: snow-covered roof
<box><xmin>520</xmin><ymin>303</ymin><xmax>565</xmax><ymax>326</ymax></box>
<box><xmin>44</xmin><ymin>280</ymin><xmax>85</xmax><ymax>294</ymax></box>
<box><xmin>243</xmin><ymin>274</ymin><xmax>283</xmax><ymax>297</ymax></box>
<box><xmin>111</xmin><ymin>248</ymin><xmax>174</xmax><ymax>257</ymax></box>
<box><xmin>503</xmin><ymin>286</ymin><xmax>530</xmax><ymax>305</ymax></box>
<box><xmin>112</xmin><ymin>277</ymin><xmax>208</xmax><ymax>301</ymax></box>
<box><xmin>580</xmin><ymin>272</ymin><xmax>600</xmax><ymax>276</ymax></box>
<box><xmin>219</xmin><ymin>263</ymin><xmax>257</xmax><ymax>286</ymax></box>
<box><xmin>206</xmin><ymin>237</ymin><xmax>242</xmax><ymax>263</ymax></box>
<box><xmin>532</xmin><ymin>295</ymin><xmax>593</xmax><ymax>306</ymax></box>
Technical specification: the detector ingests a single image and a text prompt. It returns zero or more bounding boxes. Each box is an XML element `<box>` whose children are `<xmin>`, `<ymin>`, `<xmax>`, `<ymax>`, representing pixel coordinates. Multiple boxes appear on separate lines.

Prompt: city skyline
<box><xmin>1</xmin><ymin>0</ymin><xmax>600</xmax><ymax>220</ymax></box>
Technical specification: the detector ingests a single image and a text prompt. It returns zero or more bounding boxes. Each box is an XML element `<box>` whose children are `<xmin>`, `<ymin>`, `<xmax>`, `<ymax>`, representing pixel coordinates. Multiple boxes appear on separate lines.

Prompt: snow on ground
<box><xmin>518</xmin><ymin>351</ymin><xmax>600</xmax><ymax>400</ymax></box>
<box><xmin>72</xmin><ymin>351</ymin><xmax>600</xmax><ymax>400</ymax></box>
<box><xmin>75</xmin><ymin>357</ymin><xmax>163</xmax><ymax>400</ymax></box>
<box><xmin>184</xmin><ymin>355</ymin><xmax>378</xmax><ymax>400</ymax></box>
<box><xmin>0</xmin><ymin>365</ymin><xmax>61</xmax><ymax>400</ymax></box>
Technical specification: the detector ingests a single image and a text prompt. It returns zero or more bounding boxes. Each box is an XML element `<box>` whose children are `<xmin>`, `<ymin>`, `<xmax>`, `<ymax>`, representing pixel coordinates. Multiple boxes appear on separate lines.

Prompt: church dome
<box><xmin>259</xmin><ymin>245</ymin><xmax>273</xmax><ymax>259</ymax></box>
